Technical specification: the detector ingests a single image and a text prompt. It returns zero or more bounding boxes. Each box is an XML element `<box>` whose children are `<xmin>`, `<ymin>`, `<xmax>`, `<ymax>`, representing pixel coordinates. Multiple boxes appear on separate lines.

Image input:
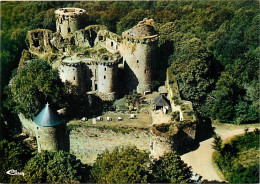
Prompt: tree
<box><xmin>13</xmin><ymin>151</ymin><xmax>82</xmax><ymax>183</ymax></box>
<box><xmin>212</xmin><ymin>135</ymin><xmax>223</xmax><ymax>151</ymax></box>
<box><xmin>150</xmin><ymin>151</ymin><xmax>192</xmax><ymax>183</ymax></box>
<box><xmin>4</xmin><ymin>59</ymin><xmax>63</xmax><ymax>119</ymax></box>
<box><xmin>125</xmin><ymin>91</ymin><xmax>142</xmax><ymax>111</ymax></box>
<box><xmin>0</xmin><ymin>139</ymin><xmax>32</xmax><ymax>183</ymax></box>
<box><xmin>90</xmin><ymin>146</ymin><xmax>150</xmax><ymax>183</ymax></box>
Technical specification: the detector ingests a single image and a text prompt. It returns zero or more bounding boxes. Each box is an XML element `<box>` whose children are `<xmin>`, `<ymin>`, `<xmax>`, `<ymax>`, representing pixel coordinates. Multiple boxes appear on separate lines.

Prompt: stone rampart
<box><xmin>69</xmin><ymin>127</ymin><xmax>151</xmax><ymax>164</ymax></box>
<box><xmin>18</xmin><ymin>113</ymin><xmax>37</xmax><ymax>137</ymax></box>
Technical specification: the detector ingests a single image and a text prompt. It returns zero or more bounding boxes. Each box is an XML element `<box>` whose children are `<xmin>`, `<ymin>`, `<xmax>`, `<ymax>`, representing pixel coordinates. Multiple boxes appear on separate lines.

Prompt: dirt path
<box><xmin>181</xmin><ymin>126</ymin><xmax>259</xmax><ymax>181</ymax></box>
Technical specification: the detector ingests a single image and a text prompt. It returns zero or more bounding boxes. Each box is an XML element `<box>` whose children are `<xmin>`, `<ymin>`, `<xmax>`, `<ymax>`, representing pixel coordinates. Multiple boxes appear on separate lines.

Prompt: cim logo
<box><xmin>6</xmin><ymin>169</ymin><xmax>24</xmax><ymax>177</ymax></box>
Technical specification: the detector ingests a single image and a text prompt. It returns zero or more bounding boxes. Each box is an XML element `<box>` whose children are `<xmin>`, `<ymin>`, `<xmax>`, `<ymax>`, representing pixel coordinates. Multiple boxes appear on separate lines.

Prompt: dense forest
<box><xmin>1</xmin><ymin>1</ymin><xmax>259</xmax><ymax>129</ymax></box>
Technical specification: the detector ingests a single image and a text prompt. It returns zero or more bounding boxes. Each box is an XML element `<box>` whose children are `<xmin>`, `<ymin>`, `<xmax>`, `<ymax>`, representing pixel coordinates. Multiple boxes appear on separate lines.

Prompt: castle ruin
<box><xmin>21</xmin><ymin>7</ymin><xmax>158</xmax><ymax>100</ymax></box>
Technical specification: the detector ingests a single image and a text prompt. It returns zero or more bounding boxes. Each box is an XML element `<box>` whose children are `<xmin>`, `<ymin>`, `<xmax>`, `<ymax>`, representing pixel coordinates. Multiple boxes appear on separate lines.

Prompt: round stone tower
<box><xmin>33</xmin><ymin>103</ymin><xmax>65</xmax><ymax>152</ymax></box>
<box><xmin>97</xmin><ymin>60</ymin><xmax>118</xmax><ymax>101</ymax></box>
<box><xmin>58</xmin><ymin>57</ymin><xmax>86</xmax><ymax>94</ymax></box>
<box><xmin>120</xmin><ymin>18</ymin><xmax>158</xmax><ymax>94</ymax></box>
<box><xmin>55</xmin><ymin>8</ymin><xmax>86</xmax><ymax>38</ymax></box>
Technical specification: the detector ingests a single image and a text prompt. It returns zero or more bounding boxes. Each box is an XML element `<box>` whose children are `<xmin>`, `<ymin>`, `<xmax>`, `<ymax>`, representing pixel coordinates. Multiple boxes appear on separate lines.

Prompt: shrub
<box><xmin>150</xmin><ymin>151</ymin><xmax>192</xmax><ymax>183</ymax></box>
<box><xmin>90</xmin><ymin>146</ymin><xmax>150</xmax><ymax>183</ymax></box>
<box><xmin>0</xmin><ymin>139</ymin><xmax>32</xmax><ymax>183</ymax></box>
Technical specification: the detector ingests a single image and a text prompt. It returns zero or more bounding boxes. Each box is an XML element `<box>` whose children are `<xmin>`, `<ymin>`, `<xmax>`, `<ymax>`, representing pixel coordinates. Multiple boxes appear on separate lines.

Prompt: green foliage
<box><xmin>213</xmin><ymin>129</ymin><xmax>260</xmax><ymax>183</ymax></box>
<box><xmin>4</xmin><ymin>59</ymin><xmax>63</xmax><ymax>119</ymax></box>
<box><xmin>125</xmin><ymin>91</ymin><xmax>142</xmax><ymax>111</ymax></box>
<box><xmin>168</xmin><ymin>36</ymin><xmax>221</xmax><ymax>118</ymax></box>
<box><xmin>212</xmin><ymin>134</ymin><xmax>222</xmax><ymax>152</ymax></box>
<box><xmin>90</xmin><ymin>146</ymin><xmax>150</xmax><ymax>183</ymax></box>
<box><xmin>14</xmin><ymin>151</ymin><xmax>82</xmax><ymax>183</ymax></box>
<box><xmin>0</xmin><ymin>139</ymin><xmax>32</xmax><ymax>183</ymax></box>
<box><xmin>171</xmin><ymin>111</ymin><xmax>180</xmax><ymax>122</ymax></box>
<box><xmin>150</xmin><ymin>151</ymin><xmax>192</xmax><ymax>183</ymax></box>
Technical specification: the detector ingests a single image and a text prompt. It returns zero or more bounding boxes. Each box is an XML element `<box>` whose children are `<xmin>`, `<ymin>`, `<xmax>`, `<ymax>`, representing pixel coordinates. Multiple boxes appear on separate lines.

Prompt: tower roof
<box><xmin>33</xmin><ymin>103</ymin><xmax>62</xmax><ymax>127</ymax></box>
<box><xmin>122</xmin><ymin>18</ymin><xmax>156</xmax><ymax>37</ymax></box>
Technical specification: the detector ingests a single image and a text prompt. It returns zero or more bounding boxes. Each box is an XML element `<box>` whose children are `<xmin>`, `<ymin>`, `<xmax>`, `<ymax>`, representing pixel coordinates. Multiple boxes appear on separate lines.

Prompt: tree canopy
<box><xmin>90</xmin><ymin>146</ymin><xmax>150</xmax><ymax>183</ymax></box>
<box><xmin>13</xmin><ymin>151</ymin><xmax>82</xmax><ymax>183</ymax></box>
<box><xmin>0</xmin><ymin>139</ymin><xmax>32</xmax><ymax>183</ymax></box>
<box><xmin>150</xmin><ymin>151</ymin><xmax>192</xmax><ymax>183</ymax></box>
<box><xmin>4</xmin><ymin>59</ymin><xmax>63</xmax><ymax>119</ymax></box>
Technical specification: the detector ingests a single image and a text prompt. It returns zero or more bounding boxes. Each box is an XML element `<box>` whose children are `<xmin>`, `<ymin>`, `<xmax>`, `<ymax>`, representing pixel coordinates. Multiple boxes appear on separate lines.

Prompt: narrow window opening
<box><xmin>73</xmin><ymin>77</ymin><xmax>76</xmax><ymax>80</ymax></box>
<box><xmin>111</xmin><ymin>41</ymin><xmax>113</xmax><ymax>47</ymax></box>
<box><xmin>137</xmin><ymin>60</ymin><xmax>139</xmax><ymax>63</ymax></box>
<box><xmin>95</xmin><ymin>84</ymin><xmax>98</xmax><ymax>90</ymax></box>
<box><xmin>68</xmin><ymin>27</ymin><xmax>71</xmax><ymax>33</ymax></box>
<box><xmin>104</xmin><ymin>68</ymin><xmax>106</xmax><ymax>71</ymax></box>
<box><xmin>104</xmin><ymin>75</ymin><xmax>106</xmax><ymax>79</ymax></box>
<box><xmin>145</xmin><ymin>70</ymin><xmax>147</xmax><ymax>74</ymax></box>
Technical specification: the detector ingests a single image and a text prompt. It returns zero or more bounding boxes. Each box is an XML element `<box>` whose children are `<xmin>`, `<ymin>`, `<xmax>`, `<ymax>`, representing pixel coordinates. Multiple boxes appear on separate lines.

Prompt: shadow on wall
<box><xmin>58</xmin><ymin>122</ymin><xmax>70</xmax><ymax>152</ymax></box>
<box><xmin>85</xmin><ymin>29</ymin><xmax>98</xmax><ymax>47</ymax></box>
<box><xmin>116</xmin><ymin>68</ymin><xmax>127</xmax><ymax>98</ymax></box>
<box><xmin>172</xmin><ymin>130</ymin><xmax>200</xmax><ymax>155</ymax></box>
<box><xmin>84</xmin><ymin>66</ymin><xmax>93</xmax><ymax>91</ymax></box>
<box><xmin>124</xmin><ymin>62</ymin><xmax>138</xmax><ymax>92</ymax></box>
<box><xmin>195</xmin><ymin>116</ymin><xmax>215</xmax><ymax>142</ymax></box>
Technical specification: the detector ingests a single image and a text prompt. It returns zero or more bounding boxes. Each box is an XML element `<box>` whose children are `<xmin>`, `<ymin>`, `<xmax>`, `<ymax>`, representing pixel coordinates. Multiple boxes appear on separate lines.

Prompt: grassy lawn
<box><xmin>67</xmin><ymin>109</ymin><xmax>152</xmax><ymax>132</ymax></box>
<box><xmin>212</xmin><ymin>120</ymin><xmax>260</xmax><ymax>131</ymax></box>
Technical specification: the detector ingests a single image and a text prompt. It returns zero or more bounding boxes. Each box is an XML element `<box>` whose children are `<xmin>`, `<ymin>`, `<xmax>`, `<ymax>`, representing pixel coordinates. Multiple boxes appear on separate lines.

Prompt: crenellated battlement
<box><xmin>55</xmin><ymin>8</ymin><xmax>86</xmax><ymax>38</ymax></box>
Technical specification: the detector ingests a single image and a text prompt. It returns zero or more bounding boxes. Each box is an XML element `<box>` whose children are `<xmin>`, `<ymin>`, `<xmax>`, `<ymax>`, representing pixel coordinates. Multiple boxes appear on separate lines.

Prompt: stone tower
<box><xmin>97</xmin><ymin>60</ymin><xmax>118</xmax><ymax>101</ymax></box>
<box><xmin>33</xmin><ymin>103</ymin><xmax>65</xmax><ymax>152</ymax></box>
<box><xmin>55</xmin><ymin>8</ymin><xmax>86</xmax><ymax>38</ymax></box>
<box><xmin>58</xmin><ymin>57</ymin><xmax>86</xmax><ymax>94</ymax></box>
<box><xmin>120</xmin><ymin>18</ymin><xmax>158</xmax><ymax>94</ymax></box>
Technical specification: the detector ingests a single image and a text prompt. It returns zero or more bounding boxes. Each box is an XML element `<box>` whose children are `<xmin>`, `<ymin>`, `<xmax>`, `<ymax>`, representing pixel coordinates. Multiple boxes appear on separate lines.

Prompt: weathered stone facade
<box><xmin>149</xmin><ymin>122</ymin><xmax>197</xmax><ymax>159</ymax></box>
<box><xmin>55</xmin><ymin>8</ymin><xmax>86</xmax><ymax>39</ymax></box>
<box><xmin>20</xmin><ymin>8</ymin><xmax>158</xmax><ymax>100</ymax></box>
<box><xmin>18</xmin><ymin>113</ymin><xmax>67</xmax><ymax>153</ymax></box>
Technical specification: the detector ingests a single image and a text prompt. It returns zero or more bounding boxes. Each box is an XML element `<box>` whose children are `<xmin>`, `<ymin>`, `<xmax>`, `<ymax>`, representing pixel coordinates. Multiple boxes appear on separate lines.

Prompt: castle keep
<box><xmin>21</xmin><ymin>8</ymin><xmax>158</xmax><ymax>100</ymax></box>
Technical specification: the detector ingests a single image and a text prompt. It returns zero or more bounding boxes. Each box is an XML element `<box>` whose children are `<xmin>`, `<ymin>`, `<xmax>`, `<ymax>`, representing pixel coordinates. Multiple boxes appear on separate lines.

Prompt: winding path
<box><xmin>181</xmin><ymin>126</ymin><xmax>258</xmax><ymax>181</ymax></box>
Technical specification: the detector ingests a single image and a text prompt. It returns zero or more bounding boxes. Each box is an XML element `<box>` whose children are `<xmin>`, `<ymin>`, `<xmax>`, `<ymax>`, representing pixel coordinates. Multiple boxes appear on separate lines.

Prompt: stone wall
<box><xmin>150</xmin><ymin>134</ymin><xmax>172</xmax><ymax>160</ymax></box>
<box><xmin>27</xmin><ymin>29</ymin><xmax>53</xmax><ymax>55</ymax></box>
<box><xmin>69</xmin><ymin>127</ymin><xmax>151</xmax><ymax>164</ymax></box>
<box><xmin>18</xmin><ymin>114</ymin><xmax>37</xmax><ymax>137</ymax></box>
